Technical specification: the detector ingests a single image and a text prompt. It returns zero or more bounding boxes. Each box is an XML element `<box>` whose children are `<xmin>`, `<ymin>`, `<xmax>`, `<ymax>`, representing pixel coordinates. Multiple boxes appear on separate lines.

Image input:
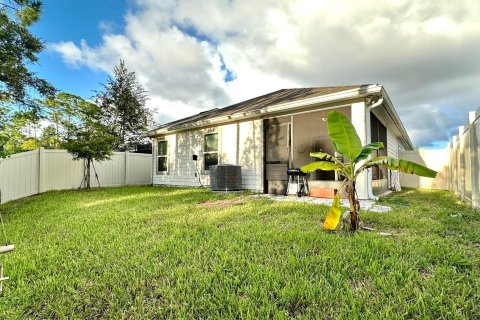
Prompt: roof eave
<box><xmin>147</xmin><ymin>84</ymin><xmax>382</xmax><ymax>137</ymax></box>
<box><xmin>380</xmin><ymin>88</ymin><xmax>414</xmax><ymax>150</ymax></box>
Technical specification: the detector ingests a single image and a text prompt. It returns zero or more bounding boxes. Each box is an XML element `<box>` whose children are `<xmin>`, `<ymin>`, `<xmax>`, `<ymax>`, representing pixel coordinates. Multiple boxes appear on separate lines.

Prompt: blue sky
<box><xmin>31</xmin><ymin>0</ymin><xmax>129</xmax><ymax>98</ymax></box>
<box><xmin>24</xmin><ymin>0</ymin><xmax>480</xmax><ymax>148</ymax></box>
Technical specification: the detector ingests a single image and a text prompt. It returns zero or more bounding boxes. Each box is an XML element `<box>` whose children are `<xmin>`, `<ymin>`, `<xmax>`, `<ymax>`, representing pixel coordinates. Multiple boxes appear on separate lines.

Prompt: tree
<box><xmin>0</xmin><ymin>106</ymin><xmax>10</xmax><ymax>156</ymax></box>
<box><xmin>39</xmin><ymin>124</ymin><xmax>60</xmax><ymax>149</ymax></box>
<box><xmin>95</xmin><ymin>60</ymin><xmax>152</xmax><ymax>151</ymax></box>
<box><xmin>38</xmin><ymin>92</ymin><xmax>79</xmax><ymax>149</ymax></box>
<box><xmin>62</xmin><ymin>95</ymin><xmax>114</xmax><ymax>189</ymax></box>
<box><xmin>0</xmin><ymin>0</ymin><xmax>55</xmax><ymax>107</ymax></box>
<box><xmin>0</xmin><ymin>108</ymin><xmax>42</xmax><ymax>157</ymax></box>
<box><xmin>0</xmin><ymin>92</ymin><xmax>98</xmax><ymax>157</ymax></box>
<box><xmin>301</xmin><ymin>111</ymin><xmax>437</xmax><ymax>232</ymax></box>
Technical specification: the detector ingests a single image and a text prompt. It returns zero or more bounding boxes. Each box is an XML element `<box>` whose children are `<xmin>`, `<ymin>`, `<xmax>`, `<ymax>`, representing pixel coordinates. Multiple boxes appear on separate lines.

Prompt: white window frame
<box><xmin>203</xmin><ymin>132</ymin><xmax>219</xmax><ymax>171</ymax></box>
<box><xmin>157</xmin><ymin>139</ymin><xmax>168</xmax><ymax>173</ymax></box>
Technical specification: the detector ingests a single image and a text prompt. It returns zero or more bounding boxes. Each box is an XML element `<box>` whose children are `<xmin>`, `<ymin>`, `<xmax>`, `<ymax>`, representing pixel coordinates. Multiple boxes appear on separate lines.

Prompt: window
<box><xmin>157</xmin><ymin>140</ymin><xmax>168</xmax><ymax>172</ymax></box>
<box><xmin>203</xmin><ymin>133</ymin><xmax>218</xmax><ymax>170</ymax></box>
<box><xmin>370</xmin><ymin>114</ymin><xmax>387</xmax><ymax>180</ymax></box>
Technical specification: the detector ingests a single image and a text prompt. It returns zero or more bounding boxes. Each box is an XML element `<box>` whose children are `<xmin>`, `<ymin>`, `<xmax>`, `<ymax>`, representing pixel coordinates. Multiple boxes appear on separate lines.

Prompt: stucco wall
<box><xmin>152</xmin><ymin>119</ymin><xmax>263</xmax><ymax>192</ymax></box>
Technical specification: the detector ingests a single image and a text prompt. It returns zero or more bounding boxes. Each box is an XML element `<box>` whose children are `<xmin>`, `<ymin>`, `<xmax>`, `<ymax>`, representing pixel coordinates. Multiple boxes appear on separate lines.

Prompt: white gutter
<box><xmin>365</xmin><ymin>94</ymin><xmax>384</xmax><ymax>201</ymax></box>
<box><xmin>150</xmin><ymin>137</ymin><xmax>155</xmax><ymax>186</ymax></box>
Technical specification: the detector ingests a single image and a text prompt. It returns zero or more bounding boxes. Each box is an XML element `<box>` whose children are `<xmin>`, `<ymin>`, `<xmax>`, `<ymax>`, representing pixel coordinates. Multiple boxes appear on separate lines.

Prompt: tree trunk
<box><xmin>348</xmin><ymin>180</ymin><xmax>359</xmax><ymax>231</ymax></box>
<box><xmin>86</xmin><ymin>158</ymin><xmax>91</xmax><ymax>190</ymax></box>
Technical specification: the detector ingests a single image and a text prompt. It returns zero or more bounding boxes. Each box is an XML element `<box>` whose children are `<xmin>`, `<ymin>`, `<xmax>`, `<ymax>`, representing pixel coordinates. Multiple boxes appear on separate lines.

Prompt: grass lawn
<box><xmin>0</xmin><ymin>186</ymin><xmax>479</xmax><ymax>319</ymax></box>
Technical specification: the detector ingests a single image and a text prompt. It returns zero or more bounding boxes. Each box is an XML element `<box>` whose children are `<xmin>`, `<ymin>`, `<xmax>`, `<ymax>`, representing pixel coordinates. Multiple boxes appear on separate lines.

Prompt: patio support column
<box><xmin>351</xmin><ymin>101</ymin><xmax>370</xmax><ymax>199</ymax></box>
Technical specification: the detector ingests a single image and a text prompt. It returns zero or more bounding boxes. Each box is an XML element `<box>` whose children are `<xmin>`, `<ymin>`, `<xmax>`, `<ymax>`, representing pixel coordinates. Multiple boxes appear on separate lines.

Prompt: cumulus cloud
<box><xmin>50</xmin><ymin>0</ymin><xmax>480</xmax><ymax>147</ymax></box>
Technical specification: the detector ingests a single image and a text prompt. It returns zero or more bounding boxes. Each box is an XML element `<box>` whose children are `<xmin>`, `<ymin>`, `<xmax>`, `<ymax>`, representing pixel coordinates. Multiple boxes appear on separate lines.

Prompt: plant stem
<box><xmin>348</xmin><ymin>180</ymin><xmax>358</xmax><ymax>231</ymax></box>
<box><xmin>86</xmin><ymin>158</ymin><xmax>91</xmax><ymax>189</ymax></box>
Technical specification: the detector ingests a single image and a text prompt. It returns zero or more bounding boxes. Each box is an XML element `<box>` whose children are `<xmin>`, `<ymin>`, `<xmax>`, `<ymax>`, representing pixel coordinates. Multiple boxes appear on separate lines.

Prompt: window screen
<box><xmin>370</xmin><ymin>114</ymin><xmax>387</xmax><ymax>180</ymax></box>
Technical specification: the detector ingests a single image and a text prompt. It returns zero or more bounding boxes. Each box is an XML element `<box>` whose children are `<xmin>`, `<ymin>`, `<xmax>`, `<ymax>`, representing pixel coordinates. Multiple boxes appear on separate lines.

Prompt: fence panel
<box><xmin>0</xmin><ymin>149</ymin><xmax>152</xmax><ymax>204</ymax></box>
<box><xmin>127</xmin><ymin>153</ymin><xmax>153</xmax><ymax>185</ymax></box>
<box><xmin>473</xmin><ymin>113</ymin><xmax>480</xmax><ymax>209</ymax></box>
<box><xmin>94</xmin><ymin>153</ymin><xmax>126</xmax><ymax>187</ymax></box>
<box><xmin>43</xmin><ymin>150</ymin><xmax>84</xmax><ymax>191</ymax></box>
<box><xmin>454</xmin><ymin>137</ymin><xmax>460</xmax><ymax>195</ymax></box>
<box><xmin>399</xmin><ymin>149</ymin><xmax>449</xmax><ymax>190</ymax></box>
<box><xmin>441</xmin><ymin>108</ymin><xmax>480</xmax><ymax>211</ymax></box>
<box><xmin>0</xmin><ymin>150</ymin><xmax>39</xmax><ymax>204</ymax></box>
<box><xmin>461</xmin><ymin>128</ymin><xmax>472</xmax><ymax>202</ymax></box>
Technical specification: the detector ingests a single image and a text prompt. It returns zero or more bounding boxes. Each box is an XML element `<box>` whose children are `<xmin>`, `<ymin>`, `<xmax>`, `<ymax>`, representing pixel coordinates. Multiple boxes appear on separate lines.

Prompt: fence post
<box><xmin>447</xmin><ymin>142</ymin><xmax>452</xmax><ymax>191</ymax></box>
<box><xmin>124</xmin><ymin>151</ymin><xmax>129</xmax><ymax>186</ymax></box>
<box><xmin>459</xmin><ymin>126</ymin><xmax>466</xmax><ymax>199</ymax></box>
<box><xmin>38</xmin><ymin>147</ymin><xmax>45</xmax><ymax>194</ymax></box>
<box><xmin>453</xmin><ymin>135</ymin><xmax>459</xmax><ymax>195</ymax></box>
<box><xmin>470</xmin><ymin>112</ymin><xmax>479</xmax><ymax>210</ymax></box>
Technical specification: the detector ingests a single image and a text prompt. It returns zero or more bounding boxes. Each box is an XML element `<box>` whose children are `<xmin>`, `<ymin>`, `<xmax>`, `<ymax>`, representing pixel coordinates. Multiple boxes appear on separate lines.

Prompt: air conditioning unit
<box><xmin>209</xmin><ymin>164</ymin><xmax>242</xmax><ymax>191</ymax></box>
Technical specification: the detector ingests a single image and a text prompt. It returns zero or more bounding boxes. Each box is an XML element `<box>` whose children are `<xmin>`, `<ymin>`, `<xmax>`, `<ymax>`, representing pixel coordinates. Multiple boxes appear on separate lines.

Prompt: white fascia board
<box><xmin>380</xmin><ymin>88</ymin><xmax>414</xmax><ymax>150</ymax></box>
<box><xmin>476</xmin><ymin>106</ymin><xmax>480</xmax><ymax>122</ymax></box>
<box><xmin>149</xmin><ymin>84</ymin><xmax>383</xmax><ymax>136</ymax></box>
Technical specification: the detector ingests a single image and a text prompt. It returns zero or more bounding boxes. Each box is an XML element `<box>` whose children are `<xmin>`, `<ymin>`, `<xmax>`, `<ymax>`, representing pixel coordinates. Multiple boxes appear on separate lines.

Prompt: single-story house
<box><xmin>147</xmin><ymin>84</ymin><xmax>413</xmax><ymax>199</ymax></box>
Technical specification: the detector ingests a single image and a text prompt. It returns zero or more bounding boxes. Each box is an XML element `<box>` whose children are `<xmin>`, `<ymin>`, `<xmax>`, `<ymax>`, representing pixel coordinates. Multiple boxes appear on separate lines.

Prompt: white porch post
<box><xmin>351</xmin><ymin>102</ymin><xmax>371</xmax><ymax>199</ymax></box>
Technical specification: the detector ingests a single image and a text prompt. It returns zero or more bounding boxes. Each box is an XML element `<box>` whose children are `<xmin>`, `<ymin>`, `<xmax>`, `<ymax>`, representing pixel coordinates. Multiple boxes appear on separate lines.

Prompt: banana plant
<box><xmin>301</xmin><ymin>111</ymin><xmax>437</xmax><ymax>232</ymax></box>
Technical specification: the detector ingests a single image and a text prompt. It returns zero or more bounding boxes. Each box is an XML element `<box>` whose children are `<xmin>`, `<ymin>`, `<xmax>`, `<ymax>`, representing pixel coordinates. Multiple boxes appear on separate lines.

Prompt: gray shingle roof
<box><xmin>153</xmin><ymin>86</ymin><xmax>365</xmax><ymax>132</ymax></box>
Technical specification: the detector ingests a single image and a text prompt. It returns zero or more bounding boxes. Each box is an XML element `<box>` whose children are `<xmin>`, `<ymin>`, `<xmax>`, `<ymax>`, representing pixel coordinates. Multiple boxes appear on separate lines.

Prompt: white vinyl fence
<box><xmin>396</xmin><ymin>106</ymin><xmax>480</xmax><ymax>211</ymax></box>
<box><xmin>0</xmin><ymin>148</ymin><xmax>152</xmax><ymax>204</ymax></box>
<box><xmin>399</xmin><ymin>149</ymin><xmax>449</xmax><ymax>190</ymax></box>
<box><xmin>445</xmin><ymin>108</ymin><xmax>480</xmax><ymax>210</ymax></box>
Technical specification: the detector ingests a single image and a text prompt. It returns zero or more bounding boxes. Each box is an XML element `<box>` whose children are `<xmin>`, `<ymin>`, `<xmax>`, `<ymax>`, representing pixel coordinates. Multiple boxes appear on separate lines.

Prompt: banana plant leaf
<box><xmin>366</xmin><ymin>157</ymin><xmax>437</xmax><ymax>178</ymax></box>
<box><xmin>323</xmin><ymin>193</ymin><xmax>341</xmax><ymax>231</ymax></box>
<box><xmin>310</xmin><ymin>152</ymin><xmax>336</xmax><ymax>161</ymax></box>
<box><xmin>327</xmin><ymin>111</ymin><xmax>363</xmax><ymax>162</ymax></box>
<box><xmin>354</xmin><ymin>142</ymin><xmax>384</xmax><ymax>162</ymax></box>
<box><xmin>301</xmin><ymin>161</ymin><xmax>342</xmax><ymax>173</ymax></box>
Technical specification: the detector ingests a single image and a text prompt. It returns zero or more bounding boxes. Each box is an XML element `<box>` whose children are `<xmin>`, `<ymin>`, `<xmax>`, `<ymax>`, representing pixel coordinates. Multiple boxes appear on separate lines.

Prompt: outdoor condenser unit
<box><xmin>209</xmin><ymin>164</ymin><xmax>242</xmax><ymax>191</ymax></box>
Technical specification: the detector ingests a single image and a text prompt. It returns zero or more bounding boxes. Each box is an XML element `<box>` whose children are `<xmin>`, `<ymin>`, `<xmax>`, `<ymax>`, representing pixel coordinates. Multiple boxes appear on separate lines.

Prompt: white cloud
<box><xmin>49</xmin><ymin>0</ymin><xmax>480</xmax><ymax>147</ymax></box>
<box><xmin>48</xmin><ymin>41</ymin><xmax>83</xmax><ymax>68</ymax></box>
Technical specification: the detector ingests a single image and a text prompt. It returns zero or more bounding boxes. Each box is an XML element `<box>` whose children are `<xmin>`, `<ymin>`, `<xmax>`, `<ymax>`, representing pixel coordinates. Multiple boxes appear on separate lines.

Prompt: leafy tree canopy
<box><xmin>95</xmin><ymin>60</ymin><xmax>153</xmax><ymax>151</ymax></box>
<box><xmin>0</xmin><ymin>107</ymin><xmax>42</xmax><ymax>157</ymax></box>
<box><xmin>0</xmin><ymin>0</ymin><xmax>55</xmax><ymax>107</ymax></box>
<box><xmin>62</xmin><ymin>94</ymin><xmax>114</xmax><ymax>189</ymax></box>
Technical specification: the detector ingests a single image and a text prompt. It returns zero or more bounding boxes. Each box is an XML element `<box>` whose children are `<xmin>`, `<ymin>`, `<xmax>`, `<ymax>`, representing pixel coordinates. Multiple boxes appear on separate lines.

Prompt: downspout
<box><xmin>151</xmin><ymin>137</ymin><xmax>155</xmax><ymax>186</ymax></box>
<box><xmin>365</xmin><ymin>94</ymin><xmax>383</xmax><ymax>200</ymax></box>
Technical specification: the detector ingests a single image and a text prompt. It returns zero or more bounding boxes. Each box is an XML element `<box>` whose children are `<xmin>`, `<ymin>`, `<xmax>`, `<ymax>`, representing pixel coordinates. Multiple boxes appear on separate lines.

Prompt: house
<box><xmin>147</xmin><ymin>84</ymin><xmax>413</xmax><ymax>199</ymax></box>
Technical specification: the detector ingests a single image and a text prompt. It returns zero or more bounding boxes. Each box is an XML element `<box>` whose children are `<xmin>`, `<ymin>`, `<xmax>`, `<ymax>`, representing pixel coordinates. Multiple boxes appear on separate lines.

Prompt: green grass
<box><xmin>0</xmin><ymin>186</ymin><xmax>479</xmax><ymax>319</ymax></box>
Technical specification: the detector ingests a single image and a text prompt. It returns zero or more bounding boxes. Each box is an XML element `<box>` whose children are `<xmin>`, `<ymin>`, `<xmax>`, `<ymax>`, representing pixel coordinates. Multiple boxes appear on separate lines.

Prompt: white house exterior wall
<box><xmin>387</xmin><ymin>127</ymin><xmax>401</xmax><ymax>190</ymax></box>
<box><xmin>152</xmin><ymin>119</ymin><xmax>264</xmax><ymax>192</ymax></box>
<box><xmin>387</xmin><ymin>127</ymin><xmax>399</xmax><ymax>159</ymax></box>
